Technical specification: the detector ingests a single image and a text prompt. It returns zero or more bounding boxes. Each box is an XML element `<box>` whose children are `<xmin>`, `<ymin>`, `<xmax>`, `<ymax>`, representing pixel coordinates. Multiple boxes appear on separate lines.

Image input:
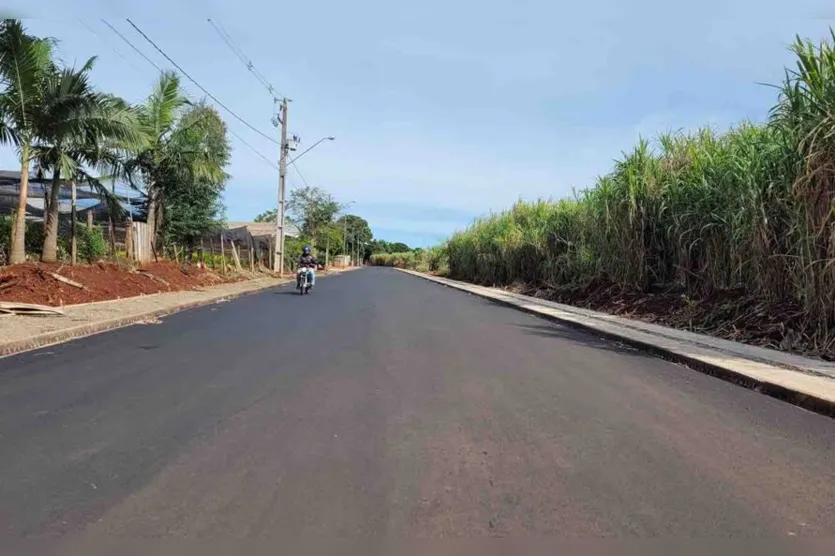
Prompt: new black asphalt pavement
<box><xmin>1</xmin><ymin>268</ymin><xmax>833</xmax><ymax>539</ymax></box>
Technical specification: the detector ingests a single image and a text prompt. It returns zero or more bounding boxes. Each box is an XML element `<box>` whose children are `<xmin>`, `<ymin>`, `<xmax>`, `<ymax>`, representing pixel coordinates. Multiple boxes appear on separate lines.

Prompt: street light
<box><xmin>288</xmin><ymin>136</ymin><xmax>335</xmax><ymax>166</ymax></box>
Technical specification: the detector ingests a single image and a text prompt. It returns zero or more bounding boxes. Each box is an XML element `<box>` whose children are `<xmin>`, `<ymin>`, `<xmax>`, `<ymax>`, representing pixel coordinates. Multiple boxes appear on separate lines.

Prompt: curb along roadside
<box><xmin>0</xmin><ymin>277</ymin><xmax>291</xmax><ymax>359</ymax></box>
<box><xmin>397</xmin><ymin>269</ymin><xmax>835</xmax><ymax>419</ymax></box>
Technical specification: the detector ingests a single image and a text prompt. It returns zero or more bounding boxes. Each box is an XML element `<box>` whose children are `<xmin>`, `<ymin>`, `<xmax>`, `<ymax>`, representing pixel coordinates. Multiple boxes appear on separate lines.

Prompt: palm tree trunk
<box><xmin>42</xmin><ymin>186</ymin><xmax>48</xmax><ymax>225</ymax></box>
<box><xmin>9</xmin><ymin>144</ymin><xmax>31</xmax><ymax>265</ymax></box>
<box><xmin>155</xmin><ymin>195</ymin><xmax>164</xmax><ymax>251</ymax></box>
<box><xmin>145</xmin><ymin>193</ymin><xmax>155</xmax><ymax>238</ymax></box>
<box><xmin>146</xmin><ymin>184</ymin><xmax>159</xmax><ymax>248</ymax></box>
<box><xmin>41</xmin><ymin>167</ymin><xmax>62</xmax><ymax>263</ymax></box>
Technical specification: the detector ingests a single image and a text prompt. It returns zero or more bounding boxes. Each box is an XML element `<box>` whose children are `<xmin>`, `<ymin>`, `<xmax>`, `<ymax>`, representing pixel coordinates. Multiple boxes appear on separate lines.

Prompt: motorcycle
<box><xmin>296</xmin><ymin>266</ymin><xmax>314</xmax><ymax>295</ymax></box>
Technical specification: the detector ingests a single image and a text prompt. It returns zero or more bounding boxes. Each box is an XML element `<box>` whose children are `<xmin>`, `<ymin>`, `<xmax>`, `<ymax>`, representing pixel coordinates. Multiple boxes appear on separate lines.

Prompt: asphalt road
<box><xmin>1</xmin><ymin>268</ymin><xmax>834</xmax><ymax>539</ymax></box>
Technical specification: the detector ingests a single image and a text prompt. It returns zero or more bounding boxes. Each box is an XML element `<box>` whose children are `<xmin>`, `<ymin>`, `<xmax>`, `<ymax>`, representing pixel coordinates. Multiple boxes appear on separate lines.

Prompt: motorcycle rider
<box><xmin>297</xmin><ymin>246</ymin><xmax>318</xmax><ymax>289</ymax></box>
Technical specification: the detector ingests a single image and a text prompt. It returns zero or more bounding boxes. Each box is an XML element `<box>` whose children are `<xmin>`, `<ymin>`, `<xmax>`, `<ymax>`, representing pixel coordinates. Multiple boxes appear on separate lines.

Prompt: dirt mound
<box><xmin>514</xmin><ymin>281</ymin><xmax>825</xmax><ymax>360</ymax></box>
<box><xmin>0</xmin><ymin>261</ymin><xmax>241</xmax><ymax>307</ymax></box>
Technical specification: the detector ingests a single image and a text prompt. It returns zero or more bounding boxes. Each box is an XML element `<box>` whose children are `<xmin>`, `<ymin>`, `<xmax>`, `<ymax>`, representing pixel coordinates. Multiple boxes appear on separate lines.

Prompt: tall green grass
<box><xmin>445</xmin><ymin>31</ymin><xmax>835</xmax><ymax>348</ymax></box>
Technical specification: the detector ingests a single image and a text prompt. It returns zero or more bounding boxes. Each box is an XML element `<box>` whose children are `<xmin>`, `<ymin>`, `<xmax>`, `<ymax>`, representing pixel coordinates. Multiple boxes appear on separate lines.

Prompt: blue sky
<box><xmin>2</xmin><ymin>1</ymin><xmax>833</xmax><ymax>246</ymax></box>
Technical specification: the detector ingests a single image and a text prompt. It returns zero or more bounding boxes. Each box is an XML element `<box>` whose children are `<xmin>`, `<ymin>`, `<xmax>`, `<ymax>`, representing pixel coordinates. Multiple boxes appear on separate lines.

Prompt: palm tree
<box><xmin>0</xmin><ymin>20</ymin><xmax>54</xmax><ymax>264</ymax></box>
<box><xmin>125</xmin><ymin>71</ymin><xmax>225</xmax><ymax>248</ymax></box>
<box><xmin>134</xmin><ymin>71</ymin><xmax>189</xmax><ymax>245</ymax></box>
<box><xmin>34</xmin><ymin>58</ymin><xmax>144</xmax><ymax>262</ymax></box>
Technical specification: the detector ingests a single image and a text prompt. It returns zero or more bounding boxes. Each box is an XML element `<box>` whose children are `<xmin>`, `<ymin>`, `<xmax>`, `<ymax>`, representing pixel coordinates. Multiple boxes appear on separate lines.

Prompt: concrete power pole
<box><xmin>274</xmin><ymin>99</ymin><xmax>289</xmax><ymax>275</ymax></box>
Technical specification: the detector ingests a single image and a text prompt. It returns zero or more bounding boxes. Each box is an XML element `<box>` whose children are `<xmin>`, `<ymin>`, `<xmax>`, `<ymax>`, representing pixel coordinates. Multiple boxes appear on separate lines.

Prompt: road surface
<box><xmin>0</xmin><ymin>268</ymin><xmax>833</xmax><ymax>538</ymax></box>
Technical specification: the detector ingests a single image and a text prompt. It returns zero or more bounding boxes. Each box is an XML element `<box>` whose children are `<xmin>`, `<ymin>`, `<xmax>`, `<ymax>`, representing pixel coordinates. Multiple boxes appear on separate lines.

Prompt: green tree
<box><xmin>35</xmin><ymin>58</ymin><xmax>143</xmax><ymax>262</ymax></box>
<box><xmin>337</xmin><ymin>214</ymin><xmax>372</xmax><ymax>260</ymax></box>
<box><xmin>124</xmin><ymin>72</ymin><xmax>225</xmax><ymax>250</ymax></box>
<box><xmin>254</xmin><ymin>208</ymin><xmax>276</xmax><ymax>222</ymax></box>
<box><xmin>257</xmin><ymin>190</ymin><xmax>369</xmax><ymax>261</ymax></box>
<box><xmin>369</xmin><ymin>239</ymin><xmax>392</xmax><ymax>254</ymax></box>
<box><xmin>338</xmin><ymin>214</ymin><xmax>372</xmax><ymax>245</ymax></box>
<box><xmin>369</xmin><ymin>238</ymin><xmax>411</xmax><ymax>254</ymax></box>
<box><xmin>314</xmin><ymin>220</ymin><xmax>346</xmax><ymax>259</ymax></box>
<box><xmin>287</xmin><ymin>186</ymin><xmax>341</xmax><ymax>240</ymax></box>
<box><xmin>161</xmin><ymin>103</ymin><xmax>231</xmax><ymax>254</ymax></box>
<box><xmin>0</xmin><ymin>20</ymin><xmax>54</xmax><ymax>263</ymax></box>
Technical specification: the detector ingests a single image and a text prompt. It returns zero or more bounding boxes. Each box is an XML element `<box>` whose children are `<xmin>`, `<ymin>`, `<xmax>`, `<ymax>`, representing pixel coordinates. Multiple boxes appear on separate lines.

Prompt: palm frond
<box><xmin>0</xmin><ymin>19</ymin><xmax>54</xmax><ymax>135</ymax></box>
<box><xmin>141</xmin><ymin>70</ymin><xmax>189</xmax><ymax>142</ymax></box>
<box><xmin>76</xmin><ymin>168</ymin><xmax>129</xmax><ymax>221</ymax></box>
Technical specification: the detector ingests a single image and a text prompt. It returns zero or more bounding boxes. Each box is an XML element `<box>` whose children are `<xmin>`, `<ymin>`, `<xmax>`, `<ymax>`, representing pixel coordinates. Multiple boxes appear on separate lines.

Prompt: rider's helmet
<box><xmin>302</xmin><ymin>246</ymin><xmax>311</xmax><ymax>255</ymax></box>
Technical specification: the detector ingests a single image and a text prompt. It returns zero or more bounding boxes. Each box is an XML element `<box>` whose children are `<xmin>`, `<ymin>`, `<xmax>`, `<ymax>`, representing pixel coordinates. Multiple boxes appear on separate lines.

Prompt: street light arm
<box><xmin>287</xmin><ymin>136</ymin><xmax>335</xmax><ymax>166</ymax></box>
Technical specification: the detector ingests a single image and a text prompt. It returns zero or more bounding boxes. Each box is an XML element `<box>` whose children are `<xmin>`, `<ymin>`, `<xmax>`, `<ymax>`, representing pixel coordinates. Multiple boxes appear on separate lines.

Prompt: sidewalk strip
<box><xmin>0</xmin><ymin>278</ymin><xmax>288</xmax><ymax>358</ymax></box>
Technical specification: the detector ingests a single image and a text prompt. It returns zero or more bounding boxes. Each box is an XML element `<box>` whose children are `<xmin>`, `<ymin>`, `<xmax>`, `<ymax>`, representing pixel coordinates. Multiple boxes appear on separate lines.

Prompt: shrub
<box><xmin>370</xmin><ymin>247</ymin><xmax>448</xmax><ymax>274</ymax></box>
<box><xmin>24</xmin><ymin>220</ymin><xmax>45</xmax><ymax>257</ymax></box>
<box><xmin>57</xmin><ymin>223</ymin><xmax>107</xmax><ymax>264</ymax></box>
<box><xmin>77</xmin><ymin>225</ymin><xmax>107</xmax><ymax>263</ymax></box>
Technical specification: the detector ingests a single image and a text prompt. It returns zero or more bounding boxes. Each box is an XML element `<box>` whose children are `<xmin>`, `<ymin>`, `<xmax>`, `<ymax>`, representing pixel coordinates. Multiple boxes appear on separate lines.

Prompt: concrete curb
<box><xmin>398</xmin><ymin>269</ymin><xmax>835</xmax><ymax>419</ymax></box>
<box><xmin>0</xmin><ymin>278</ymin><xmax>290</xmax><ymax>358</ymax></box>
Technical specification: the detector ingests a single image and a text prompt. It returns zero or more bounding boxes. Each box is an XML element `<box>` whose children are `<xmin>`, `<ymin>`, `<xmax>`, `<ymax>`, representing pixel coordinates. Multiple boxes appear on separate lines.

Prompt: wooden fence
<box><xmin>127</xmin><ymin>221</ymin><xmax>153</xmax><ymax>264</ymax></box>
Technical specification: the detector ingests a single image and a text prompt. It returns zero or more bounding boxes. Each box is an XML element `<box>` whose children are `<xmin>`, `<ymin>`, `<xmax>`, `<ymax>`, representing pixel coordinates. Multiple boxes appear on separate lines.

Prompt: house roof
<box><xmin>226</xmin><ymin>220</ymin><xmax>300</xmax><ymax>239</ymax></box>
<box><xmin>0</xmin><ymin>170</ymin><xmax>141</xmax><ymax>217</ymax></box>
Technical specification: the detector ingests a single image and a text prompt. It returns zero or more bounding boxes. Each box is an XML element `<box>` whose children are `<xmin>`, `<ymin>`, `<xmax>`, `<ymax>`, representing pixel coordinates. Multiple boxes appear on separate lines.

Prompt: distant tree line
<box><xmin>253</xmin><ymin>185</ymin><xmax>413</xmax><ymax>264</ymax></box>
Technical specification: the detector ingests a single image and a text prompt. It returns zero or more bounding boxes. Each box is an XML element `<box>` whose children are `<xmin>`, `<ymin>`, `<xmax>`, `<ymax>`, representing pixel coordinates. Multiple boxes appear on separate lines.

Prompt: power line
<box><xmin>125</xmin><ymin>19</ymin><xmax>279</xmax><ymax>145</ymax></box>
<box><xmin>102</xmin><ymin>20</ymin><xmax>201</xmax><ymax>100</ymax></box>
<box><xmin>206</xmin><ymin>19</ymin><xmax>248</xmax><ymax>66</ymax></box>
<box><xmin>291</xmin><ymin>162</ymin><xmax>311</xmax><ymax>189</ymax></box>
<box><xmin>228</xmin><ymin>128</ymin><xmax>279</xmax><ymax>170</ymax></box>
<box><xmin>101</xmin><ymin>19</ymin><xmax>164</xmax><ymax>73</ymax></box>
<box><xmin>206</xmin><ymin>19</ymin><xmax>282</xmax><ymax>101</ymax></box>
<box><xmin>123</xmin><ymin>20</ymin><xmax>311</xmax><ymax>200</ymax></box>
<box><xmin>101</xmin><ymin>20</ymin><xmax>278</xmax><ymax>172</ymax></box>
<box><xmin>80</xmin><ymin>20</ymin><xmax>146</xmax><ymax>75</ymax></box>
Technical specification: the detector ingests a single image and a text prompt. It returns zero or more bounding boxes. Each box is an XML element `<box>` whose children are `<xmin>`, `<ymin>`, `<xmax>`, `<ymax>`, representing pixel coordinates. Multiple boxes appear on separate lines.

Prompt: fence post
<box><xmin>230</xmin><ymin>240</ymin><xmax>243</xmax><ymax>272</ymax></box>
<box><xmin>220</xmin><ymin>233</ymin><xmax>227</xmax><ymax>275</ymax></box>
<box><xmin>108</xmin><ymin>218</ymin><xmax>116</xmax><ymax>259</ymax></box>
<box><xmin>248</xmin><ymin>235</ymin><xmax>255</xmax><ymax>271</ymax></box>
<box><xmin>125</xmin><ymin>220</ymin><xmax>133</xmax><ymax>261</ymax></box>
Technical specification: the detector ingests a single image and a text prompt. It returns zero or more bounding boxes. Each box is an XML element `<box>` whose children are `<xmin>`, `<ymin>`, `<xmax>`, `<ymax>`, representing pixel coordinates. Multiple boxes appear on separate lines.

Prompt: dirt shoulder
<box><xmin>0</xmin><ymin>261</ymin><xmax>244</xmax><ymax>307</ymax></box>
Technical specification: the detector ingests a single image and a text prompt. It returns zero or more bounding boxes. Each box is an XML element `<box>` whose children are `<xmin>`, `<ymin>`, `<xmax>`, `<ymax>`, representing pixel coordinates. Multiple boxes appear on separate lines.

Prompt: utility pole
<box><xmin>274</xmin><ymin>98</ymin><xmax>289</xmax><ymax>275</ymax></box>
